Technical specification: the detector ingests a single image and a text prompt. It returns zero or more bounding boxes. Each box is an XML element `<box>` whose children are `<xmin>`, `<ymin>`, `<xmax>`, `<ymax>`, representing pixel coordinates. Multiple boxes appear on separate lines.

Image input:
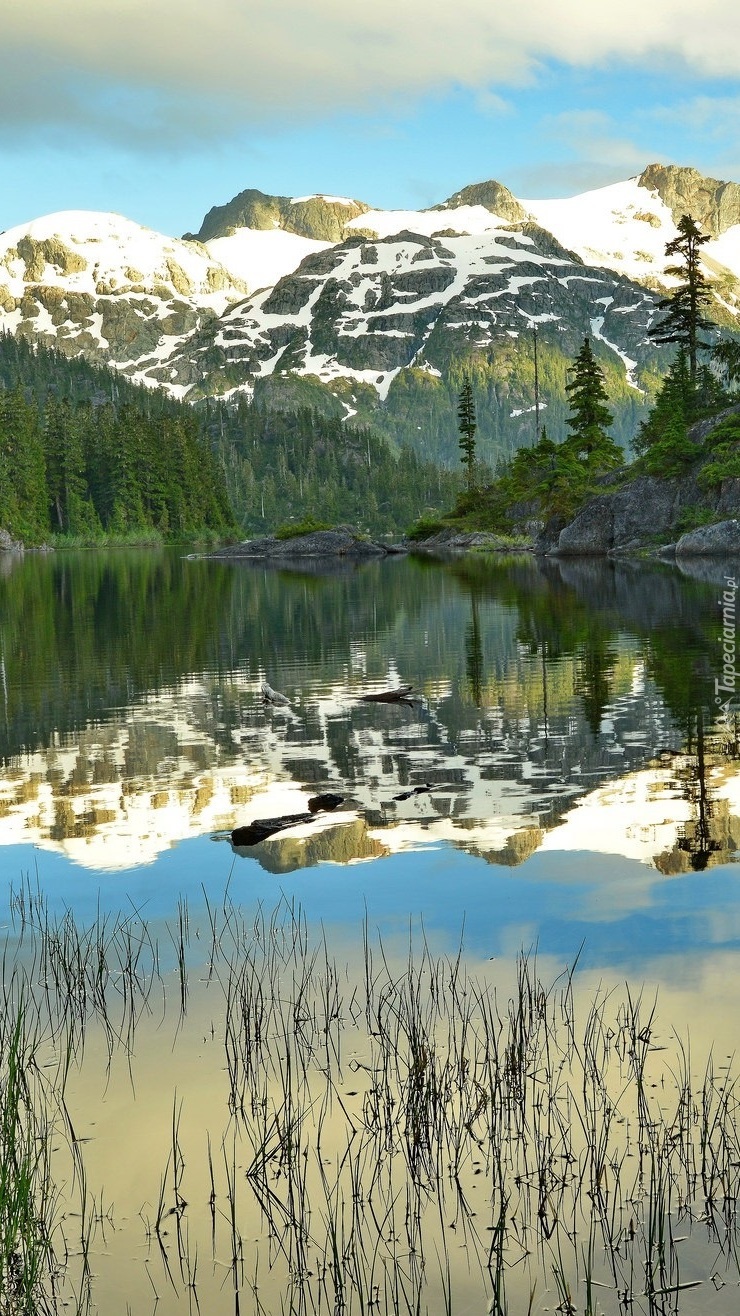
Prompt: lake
<box><xmin>2</xmin><ymin>546</ymin><xmax>740</xmax><ymax>1315</ymax></box>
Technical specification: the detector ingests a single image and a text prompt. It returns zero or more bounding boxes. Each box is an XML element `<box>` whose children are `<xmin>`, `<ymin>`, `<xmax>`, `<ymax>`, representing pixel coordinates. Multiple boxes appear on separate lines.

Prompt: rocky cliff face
<box><xmin>537</xmin><ymin>408</ymin><xmax>740</xmax><ymax>557</ymax></box>
<box><xmin>639</xmin><ymin>164</ymin><xmax>740</xmax><ymax>238</ymax></box>
<box><xmin>187</xmin><ymin>188</ymin><xmax>370</xmax><ymax>243</ymax></box>
<box><xmin>442</xmin><ymin>180</ymin><xmax>527</xmax><ymax>223</ymax></box>
<box><xmin>152</xmin><ymin>219</ymin><xmax>662</xmax><ymax>419</ymax></box>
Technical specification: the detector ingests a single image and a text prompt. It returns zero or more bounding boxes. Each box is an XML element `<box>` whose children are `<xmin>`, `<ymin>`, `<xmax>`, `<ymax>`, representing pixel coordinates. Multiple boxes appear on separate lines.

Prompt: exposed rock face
<box><xmin>208</xmin><ymin>528</ymin><xmax>388</xmax><ymax>560</ymax></box>
<box><xmin>443</xmin><ymin>179</ymin><xmax>527</xmax><ymax>223</ymax></box>
<box><xmin>542</xmin><ymin>406</ymin><xmax>740</xmax><ymax>557</ymax></box>
<box><xmin>676</xmin><ymin>519</ymin><xmax>740</xmax><ymax>557</ymax></box>
<box><xmin>188</xmin><ymin>188</ymin><xmax>369</xmax><ymax>244</ymax></box>
<box><xmin>639</xmin><ymin>163</ymin><xmax>740</xmax><ymax>237</ymax></box>
<box><xmin>17</xmin><ymin>235</ymin><xmax>87</xmax><ymax>278</ymax></box>
<box><xmin>554</xmin><ymin>477</ymin><xmax>680</xmax><ymax>555</ymax></box>
<box><xmin>542</xmin><ymin>474</ymin><xmax>740</xmax><ymax>557</ymax></box>
<box><xmin>0</xmin><ymin>528</ymin><xmax>24</xmax><ymax>553</ymax></box>
<box><xmin>0</xmin><ymin>213</ymin><xmax>248</xmax><ymax>376</ymax></box>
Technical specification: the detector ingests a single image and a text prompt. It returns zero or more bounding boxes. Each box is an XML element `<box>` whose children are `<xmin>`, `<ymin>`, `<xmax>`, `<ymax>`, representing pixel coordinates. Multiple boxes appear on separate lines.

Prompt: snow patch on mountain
<box><xmin>523</xmin><ymin>178</ymin><xmax>740</xmax><ymax>293</ymax></box>
<box><xmin>346</xmin><ymin>203</ymin><xmax>516</xmax><ymax>240</ymax></box>
<box><xmin>205</xmin><ymin>229</ymin><xmax>330</xmax><ymax>294</ymax></box>
<box><xmin>523</xmin><ymin>181</ymin><xmax>678</xmax><ymax>282</ymax></box>
<box><xmin>0</xmin><ymin>210</ymin><xmax>245</xmax><ymax>309</ymax></box>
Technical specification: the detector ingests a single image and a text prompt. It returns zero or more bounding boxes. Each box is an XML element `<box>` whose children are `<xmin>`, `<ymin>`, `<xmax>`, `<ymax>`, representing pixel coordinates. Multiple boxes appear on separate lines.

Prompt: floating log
<box><xmin>232</xmin><ymin>812</ymin><xmax>313</xmax><ymax>847</ymax></box>
<box><xmin>359</xmin><ymin>685</ymin><xmax>414</xmax><ymax>704</ymax></box>
<box><xmin>392</xmin><ymin>783</ymin><xmax>433</xmax><ymax>801</ymax></box>
<box><xmin>232</xmin><ymin>794</ymin><xmax>345</xmax><ymax>847</ymax></box>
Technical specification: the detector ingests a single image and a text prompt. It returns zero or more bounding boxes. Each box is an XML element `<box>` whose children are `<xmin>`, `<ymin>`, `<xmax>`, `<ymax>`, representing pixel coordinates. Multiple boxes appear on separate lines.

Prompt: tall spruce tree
<box><xmin>457</xmin><ymin>376</ymin><xmax>477</xmax><ymax>491</ymax></box>
<box><xmin>648</xmin><ymin>214</ymin><xmax>712</xmax><ymax>384</ymax></box>
<box><xmin>563</xmin><ymin>338</ymin><xmax>622</xmax><ymax>476</ymax></box>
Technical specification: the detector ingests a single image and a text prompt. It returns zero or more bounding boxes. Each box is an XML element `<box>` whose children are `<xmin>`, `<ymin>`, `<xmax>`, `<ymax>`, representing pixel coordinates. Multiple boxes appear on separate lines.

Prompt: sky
<box><xmin>2</xmin><ymin>0</ymin><xmax>740</xmax><ymax>239</ymax></box>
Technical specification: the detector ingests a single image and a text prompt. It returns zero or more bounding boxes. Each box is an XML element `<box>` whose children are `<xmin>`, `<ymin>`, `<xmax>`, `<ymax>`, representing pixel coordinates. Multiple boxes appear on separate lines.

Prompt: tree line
<box><xmin>0</xmin><ymin>333</ymin><xmax>458</xmax><ymax>543</ymax></box>
<box><xmin>0</xmin><ymin>334</ymin><xmax>234</xmax><ymax>541</ymax></box>
<box><xmin>200</xmin><ymin>397</ymin><xmax>458</xmax><ymax>538</ymax></box>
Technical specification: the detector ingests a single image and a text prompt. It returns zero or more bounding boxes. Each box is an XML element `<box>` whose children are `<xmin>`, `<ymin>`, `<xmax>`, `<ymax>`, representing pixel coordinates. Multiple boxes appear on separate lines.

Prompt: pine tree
<box><xmin>648</xmin><ymin>214</ymin><xmax>713</xmax><ymax>384</ymax></box>
<box><xmin>457</xmin><ymin>376</ymin><xmax>477</xmax><ymax>491</ymax></box>
<box><xmin>563</xmin><ymin>338</ymin><xmax>622</xmax><ymax>476</ymax></box>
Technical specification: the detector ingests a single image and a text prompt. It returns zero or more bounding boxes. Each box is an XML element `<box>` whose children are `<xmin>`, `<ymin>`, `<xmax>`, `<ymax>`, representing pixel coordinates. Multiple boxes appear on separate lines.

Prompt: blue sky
<box><xmin>2</xmin><ymin>1</ymin><xmax>740</xmax><ymax>238</ymax></box>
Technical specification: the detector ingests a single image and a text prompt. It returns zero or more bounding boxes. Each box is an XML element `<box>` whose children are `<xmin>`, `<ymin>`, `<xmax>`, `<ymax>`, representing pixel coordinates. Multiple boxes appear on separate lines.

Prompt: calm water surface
<box><xmin>2</xmin><ymin>547</ymin><xmax>740</xmax><ymax>1314</ymax></box>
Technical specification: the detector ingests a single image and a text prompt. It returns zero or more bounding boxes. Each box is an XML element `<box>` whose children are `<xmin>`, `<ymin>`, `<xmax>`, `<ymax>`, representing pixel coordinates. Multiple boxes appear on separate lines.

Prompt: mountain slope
<box><xmin>524</xmin><ymin>167</ymin><xmax>740</xmax><ymax>307</ymax></box>
<box><xmin>2</xmin><ymin>163</ymin><xmax>739</xmax><ymax>468</ymax></box>
<box><xmin>147</xmin><ymin>213</ymin><xmax>665</xmax><ymax>463</ymax></box>
<box><xmin>0</xmin><ymin>211</ymin><xmax>250</xmax><ymax>391</ymax></box>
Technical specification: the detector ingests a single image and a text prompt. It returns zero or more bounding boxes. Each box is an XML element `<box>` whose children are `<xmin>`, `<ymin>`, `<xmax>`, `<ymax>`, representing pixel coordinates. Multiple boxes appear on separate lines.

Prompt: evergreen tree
<box><xmin>648</xmin><ymin>214</ymin><xmax>713</xmax><ymax>384</ymax></box>
<box><xmin>632</xmin><ymin>350</ymin><xmax>695</xmax><ymax>473</ymax></box>
<box><xmin>457</xmin><ymin>376</ymin><xmax>477</xmax><ymax>491</ymax></box>
<box><xmin>562</xmin><ymin>338</ymin><xmax>622</xmax><ymax>477</ymax></box>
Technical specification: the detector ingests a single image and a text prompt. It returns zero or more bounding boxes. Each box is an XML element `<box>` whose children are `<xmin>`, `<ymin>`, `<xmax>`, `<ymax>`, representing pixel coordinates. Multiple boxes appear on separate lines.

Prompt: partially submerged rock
<box><xmin>676</xmin><ymin>519</ymin><xmax>740</xmax><ymax>557</ymax></box>
<box><xmin>412</xmin><ymin>529</ymin><xmax>532</xmax><ymax>554</ymax></box>
<box><xmin>208</xmin><ymin>527</ymin><xmax>387</xmax><ymax>560</ymax></box>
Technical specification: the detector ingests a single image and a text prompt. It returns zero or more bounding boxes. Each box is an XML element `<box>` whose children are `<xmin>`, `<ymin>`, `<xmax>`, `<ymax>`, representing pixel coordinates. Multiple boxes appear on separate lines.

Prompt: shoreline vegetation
<box><xmin>3</xmin><ymin>882</ymin><xmax>740</xmax><ymax>1314</ymax></box>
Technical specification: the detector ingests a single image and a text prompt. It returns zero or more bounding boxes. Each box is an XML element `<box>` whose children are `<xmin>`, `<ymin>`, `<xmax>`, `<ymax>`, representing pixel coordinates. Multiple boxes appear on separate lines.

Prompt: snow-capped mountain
<box><xmin>0</xmin><ymin>210</ymin><xmax>251</xmax><ymax>383</ymax></box>
<box><xmin>523</xmin><ymin>165</ymin><xmax>740</xmax><ymax>293</ymax></box>
<box><xmin>2</xmin><ymin>164</ymin><xmax>739</xmax><ymax>458</ymax></box>
<box><xmin>155</xmin><ymin>215</ymin><xmax>656</xmax><ymax>405</ymax></box>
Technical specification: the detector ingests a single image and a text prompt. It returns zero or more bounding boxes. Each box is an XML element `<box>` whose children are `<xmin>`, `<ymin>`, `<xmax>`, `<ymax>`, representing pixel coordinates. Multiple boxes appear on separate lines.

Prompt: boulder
<box><xmin>675</xmin><ymin>519</ymin><xmax>740</xmax><ymax>557</ymax></box>
<box><xmin>0</xmin><ymin>528</ymin><xmax>23</xmax><ymax>553</ymax></box>
<box><xmin>555</xmin><ymin>497</ymin><xmax>615</xmax><ymax>555</ymax></box>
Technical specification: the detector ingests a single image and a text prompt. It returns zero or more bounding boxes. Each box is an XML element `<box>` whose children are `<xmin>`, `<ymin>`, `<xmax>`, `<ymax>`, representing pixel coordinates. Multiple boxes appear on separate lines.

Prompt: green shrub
<box><xmin>274</xmin><ymin>516</ymin><xmax>333</xmax><ymax>540</ymax></box>
<box><xmin>675</xmin><ymin>505</ymin><xmax>716</xmax><ymax>533</ymax></box>
<box><xmin>406</xmin><ymin>515</ymin><xmax>448</xmax><ymax>541</ymax></box>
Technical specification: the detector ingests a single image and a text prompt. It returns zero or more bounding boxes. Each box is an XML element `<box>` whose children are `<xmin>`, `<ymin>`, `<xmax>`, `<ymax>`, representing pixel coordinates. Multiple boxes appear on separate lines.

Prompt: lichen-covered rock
<box><xmin>0</xmin><ymin>528</ymin><xmax>24</xmax><ymax>553</ymax></box>
<box><xmin>556</xmin><ymin>498</ymin><xmax>616</xmax><ymax>555</ymax></box>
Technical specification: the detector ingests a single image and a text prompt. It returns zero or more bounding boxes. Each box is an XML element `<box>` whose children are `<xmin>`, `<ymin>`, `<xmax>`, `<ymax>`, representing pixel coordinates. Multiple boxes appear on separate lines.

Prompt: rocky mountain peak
<box><xmin>442</xmin><ymin>179</ymin><xmax>526</xmax><ymax>223</ymax></box>
<box><xmin>638</xmin><ymin>163</ymin><xmax>740</xmax><ymax>237</ymax></box>
<box><xmin>186</xmin><ymin>188</ymin><xmax>369</xmax><ymax>244</ymax></box>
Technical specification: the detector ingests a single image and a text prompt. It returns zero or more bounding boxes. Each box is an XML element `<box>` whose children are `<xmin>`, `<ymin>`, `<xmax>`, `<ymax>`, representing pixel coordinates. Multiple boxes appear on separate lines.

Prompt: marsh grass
<box><xmin>3</xmin><ymin>880</ymin><xmax>740</xmax><ymax>1314</ymax></box>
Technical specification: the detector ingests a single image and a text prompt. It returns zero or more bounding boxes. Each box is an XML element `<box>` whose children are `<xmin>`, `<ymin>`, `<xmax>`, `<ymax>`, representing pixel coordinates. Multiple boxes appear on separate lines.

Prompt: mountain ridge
<box><xmin>2</xmin><ymin>162</ymin><xmax>739</xmax><ymax>467</ymax></box>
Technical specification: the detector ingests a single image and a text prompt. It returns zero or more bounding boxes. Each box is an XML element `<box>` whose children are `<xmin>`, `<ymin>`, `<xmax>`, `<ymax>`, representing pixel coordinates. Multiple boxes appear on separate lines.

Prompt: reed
<box><xmin>3</xmin><ymin>887</ymin><xmax>740</xmax><ymax>1314</ymax></box>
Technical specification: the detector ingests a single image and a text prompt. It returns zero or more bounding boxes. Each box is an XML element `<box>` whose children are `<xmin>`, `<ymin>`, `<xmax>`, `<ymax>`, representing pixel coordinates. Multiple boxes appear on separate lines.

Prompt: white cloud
<box><xmin>509</xmin><ymin>110</ymin><xmax>659</xmax><ymax>198</ymax></box>
<box><xmin>648</xmin><ymin>95</ymin><xmax>740</xmax><ymax>137</ymax></box>
<box><xmin>2</xmin><ymin>0</ymin><xmax>740</xmax><ymax>144</ymax></box>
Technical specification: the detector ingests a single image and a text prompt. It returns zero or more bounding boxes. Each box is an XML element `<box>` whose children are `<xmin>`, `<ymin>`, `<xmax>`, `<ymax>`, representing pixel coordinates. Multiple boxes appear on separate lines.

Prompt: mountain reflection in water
<box><xmin>1</xmin><ymin>547</ymin><xmax>739</xmax><ymax>875</ymax></box>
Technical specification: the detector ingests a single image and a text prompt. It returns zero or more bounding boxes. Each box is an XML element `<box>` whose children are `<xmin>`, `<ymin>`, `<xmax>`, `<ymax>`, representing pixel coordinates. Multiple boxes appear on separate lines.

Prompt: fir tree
<box><xmin>648</xmin><ymin>214</ymin><xmax>713</xmax><ymax>384</ymax></box>
<box><xmin>457</xmin><ymin>376</ymin><xmax>477</xmax><ymax>491</ymax></box>
<box><xmin>632</xmin><ymin>350</ymin><xmax>695</xmax><ymax>473</ymax></box>
<box><xmin>562</xmin><ymin>338</ymin><xmax>622</xmax><ymax>476</ymax></box>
